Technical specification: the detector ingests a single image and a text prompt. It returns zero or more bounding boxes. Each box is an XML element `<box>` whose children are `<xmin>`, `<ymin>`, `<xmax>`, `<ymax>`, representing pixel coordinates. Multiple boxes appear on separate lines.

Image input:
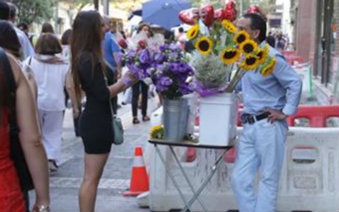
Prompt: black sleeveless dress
<box><xmin>78</xmin><ymin>52</ymin><xmax>114</xmax><ymax>154</ymax></box>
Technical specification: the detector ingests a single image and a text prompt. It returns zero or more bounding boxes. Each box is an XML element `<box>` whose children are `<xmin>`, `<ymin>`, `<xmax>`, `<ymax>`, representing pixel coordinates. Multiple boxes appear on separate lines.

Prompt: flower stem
<box><xmin>225</xmin><ymin>67</ymin><xmax>243</xmax><ymax>92</ymax></box>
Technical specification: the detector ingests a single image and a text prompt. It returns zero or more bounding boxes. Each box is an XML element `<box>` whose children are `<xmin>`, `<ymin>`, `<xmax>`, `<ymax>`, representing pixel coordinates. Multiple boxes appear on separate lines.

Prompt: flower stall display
<box><xmin>119</xmin><ymin>39</ymin><xmax>195</xmax><ymax>142</ymax></box>
<box><xmin>180</xmin><ymin>1</ymin><xmax>238</xmax><ymax>96</ymax></box>
<box><xmin>179</xmin><ymin>1</ymin><xmax>277</xmax><ymax>146</ymax></box>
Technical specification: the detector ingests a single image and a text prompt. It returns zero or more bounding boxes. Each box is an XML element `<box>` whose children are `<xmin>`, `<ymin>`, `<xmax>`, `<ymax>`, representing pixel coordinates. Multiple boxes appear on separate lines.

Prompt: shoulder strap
<box><xmin>0</xmin><ymin>48</ymin><xmax>19</xmax><ymax>136</ymax></box>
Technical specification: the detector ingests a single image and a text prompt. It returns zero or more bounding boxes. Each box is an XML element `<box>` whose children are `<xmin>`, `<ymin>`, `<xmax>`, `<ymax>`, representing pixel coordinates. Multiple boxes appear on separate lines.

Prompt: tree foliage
<box><xmin>7</xmin><ymin>0</ymin><xmax>57</xmax><ymax>25</ymax></box>
<box><xmin>59</xmin><ymin>0</ymin><xmax>91</xmax><ymax>27</ymax></box>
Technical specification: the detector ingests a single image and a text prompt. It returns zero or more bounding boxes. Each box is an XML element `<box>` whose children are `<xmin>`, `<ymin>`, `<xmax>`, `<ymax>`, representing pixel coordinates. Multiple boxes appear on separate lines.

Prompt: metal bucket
<box><xmin>163</xmin><ymin>98</ymin><xmax>189</xmax><ymax>142</ymax></box>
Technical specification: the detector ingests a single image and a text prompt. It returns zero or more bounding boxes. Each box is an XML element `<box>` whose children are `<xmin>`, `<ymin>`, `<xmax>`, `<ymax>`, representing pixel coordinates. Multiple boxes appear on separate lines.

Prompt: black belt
<box><xmin>241</xmin><ymin>112</ymin><xmax>270</xmax><ymax>124</ymax></box>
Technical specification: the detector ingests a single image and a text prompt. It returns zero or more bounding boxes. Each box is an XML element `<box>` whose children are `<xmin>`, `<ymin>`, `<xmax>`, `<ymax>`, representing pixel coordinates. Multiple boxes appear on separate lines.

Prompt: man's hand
<box><xmin>264</xmin><ymin>108</ymin><xmax>287</xmax><ymax>123</ymax></box>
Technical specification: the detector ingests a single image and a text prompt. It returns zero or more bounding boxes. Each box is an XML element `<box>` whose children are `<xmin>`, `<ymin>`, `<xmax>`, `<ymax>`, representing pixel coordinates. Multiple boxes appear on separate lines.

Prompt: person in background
<box><xmin>22</xmin><ymin>33</ymin><xmax>69</xmax><ymax>174</ymax></box>
<box><xmin>41</xmin><ymin>22</ymin><xmax>55</xmax><ymax>34</ymax></box>
<box><xmin>102</xmin><ymin>16</ymin><xmax>121</xmax><ymax>115</ymax></box>
<box><xmin>0</xmin><ymin>20</ymin><xmax>50</xmax><ymax>212</ymax></box>
<box><xmin>0</xmin><ymin>1</ymin><xmax>35</xmax><ymax>60</ymax></box>
<box><xmin>276</xmin><ymin>33</ymin><xmax>286</xmax><ymax>51</ymax></box>
<box><xmin>60</xmin><ymin>29</ymin><xmax>72</xmax><ymax>61</ymax></box>
<box><xmin>176</xmin><ymin>27</ymin><xmax>186</xmax><ymax>50</ymax></box>
<box><xmin>266</xmin><ymin>31</ymin><xmax>275</xmax><ymax>48</ymax></box>
<box><xmin>68</xmin><ymin>10</ymin><xmax>138</xmax><ymax>212</ymax></box>
<box><xmin>0</xmin><ymin>20</ymin><xmax>38</xmax><ymax>102</ymax></box>
<box><xmin>231</xmin><ymin>12</ymin><xmax>302</xmax><ymax>212</ymax></box>
<box><xmin>131</xmin><ymin>23</ymin><xmax>152</xmax><ymax>124</ymax></box>
<box><xmin>17</xmin><ymin>22</ymin><xmax>29</xmax><ymax>38</ymax></box>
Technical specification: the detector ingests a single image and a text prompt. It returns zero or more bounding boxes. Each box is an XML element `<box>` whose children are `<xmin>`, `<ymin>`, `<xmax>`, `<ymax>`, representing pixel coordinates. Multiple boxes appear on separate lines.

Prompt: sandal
<box><xmin>142</xmin><ymin>116</ymin><xmax>150</xmax><ymax>122</ymax></box>
<box><xmin>133</xmin><ymin>117</ymin><xmax>140</xmax><ymax>124</ymax></box>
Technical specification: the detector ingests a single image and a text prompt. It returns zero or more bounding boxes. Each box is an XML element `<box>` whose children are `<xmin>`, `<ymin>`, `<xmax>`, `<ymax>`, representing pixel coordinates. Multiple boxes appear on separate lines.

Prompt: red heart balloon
<box><xmin>247</xmin><ymin>6</ymin><xmax>267</xmax><ymax>21</ymax></box>
<box><xmin>178</xmin><ymin>8</ymin><xmax>200</xmax><ymax>25</ymax></box>
<box><xmin>200</xmin><ymin>4</ymin><xmax>214</xmax><ymax>27</ymax></box>
<box><xmin>224</xmin><ymin>1</ymin><xmax>237</xmax><ymax>22</ymax></box>
<box><xmin>225</xmin><ymin>0</ymin><xmax>236</xmax><ymax>10</ymax></box>
<box><xmin>214</xmin><ymin>8</ymin><xmax>225</xmax><ymax>21</ymax></box>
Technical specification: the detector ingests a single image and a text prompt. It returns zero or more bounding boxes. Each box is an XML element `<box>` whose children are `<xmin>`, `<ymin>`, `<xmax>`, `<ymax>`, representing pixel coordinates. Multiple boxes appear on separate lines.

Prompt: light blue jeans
<box><xmin>231</xmin><ymin>118</ymin><xmax>288</xmax><ymax>212</ymax></box>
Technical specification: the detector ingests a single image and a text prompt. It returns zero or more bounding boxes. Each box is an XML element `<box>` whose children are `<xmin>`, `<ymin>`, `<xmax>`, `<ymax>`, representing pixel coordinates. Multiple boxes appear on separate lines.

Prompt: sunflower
<box><xmin>195</xmin><ymin>36</ymin><xmax>213</xmax><ymax>55</ymax></box>
<box><xmin>256</xmin><ymin>45</ymin><xmax>269</xmax><ymax>64</ymax></box>
<box><xmin>220</xmin><ymin>48</ymin><xmax>241</xmax><ymax>65</ymax></box>
<box><xmin>260</xmin><ymin>57</ymin><xmax>276</xmax><ymax>76</ymax></box>
<box><xmin>149</xmin><ymin>125</ymin><xmax>164</xmax><ymax>139</ymax></box>
<box><xmin>239</xmin><ymin>39</ymin><xmax>258</xmax><ymax>54</ymax></box>
<box><xmin>239</xmin><ymin>55</ymin><xmax>260</xmax><ymax>70</ymax></box>
<box><xmin>221</xmin><ymin>20</ymin><xmax>237</xmax><ymax>34</ymax></box>
<box><xmin>234</xmin><ymin>30</ymin><xmax>250</xmax><ymax>45</ymax></box>
<box><xmin>187</xmin><ymin>24</ymin><xmax>199</xmax><ymax>40</ymax></box>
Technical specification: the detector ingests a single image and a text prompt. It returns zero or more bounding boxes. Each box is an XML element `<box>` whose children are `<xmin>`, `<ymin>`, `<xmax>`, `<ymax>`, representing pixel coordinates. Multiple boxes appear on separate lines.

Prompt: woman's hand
<box><xmin>122</xmin><ymin>70</ymin><xmax>138</xmax><ymax>86</ymax></box>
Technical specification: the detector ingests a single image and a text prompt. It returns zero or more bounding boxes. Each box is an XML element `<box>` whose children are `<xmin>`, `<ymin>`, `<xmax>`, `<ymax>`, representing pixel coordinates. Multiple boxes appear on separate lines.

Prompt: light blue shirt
<box><xmin>103</xmin><ymin>31</ymin><xmax>120</xmax><ymax>70</ymax></box>
<box><xmin>14</xmin><ymin>26</ymin><xmax>35</xmax><ymax>60</ymax></box>
<box><xmin>237</xmin><ymin>44</ymin><xmax>302</xmax><ymax>116</ymax></box>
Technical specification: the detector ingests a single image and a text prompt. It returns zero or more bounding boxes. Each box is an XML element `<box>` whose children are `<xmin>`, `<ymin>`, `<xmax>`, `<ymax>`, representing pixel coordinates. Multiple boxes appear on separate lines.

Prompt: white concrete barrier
<box><xmin>149</xmin><ymin>127</ymin><xmax>339</xmax><ymax>212</ymax></box>
<box><xmin>277</xmin><ymin>127</ymin><xmax>339</xmax><ymax>212</ymax></box>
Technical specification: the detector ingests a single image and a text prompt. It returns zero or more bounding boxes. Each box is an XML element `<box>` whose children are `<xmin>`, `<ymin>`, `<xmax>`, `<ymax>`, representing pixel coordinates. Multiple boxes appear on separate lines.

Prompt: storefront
<box><xmin>295</xmin><ymin>0</ymin><xmax>339</xmax><ymax>103</ymax></box>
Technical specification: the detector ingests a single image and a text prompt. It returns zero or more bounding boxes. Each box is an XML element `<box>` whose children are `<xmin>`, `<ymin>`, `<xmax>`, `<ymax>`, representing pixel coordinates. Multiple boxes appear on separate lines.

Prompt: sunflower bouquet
<box><xmin>182</xmin><ymin>2</ymin><xmax>277</xmax><ymax>94</ymax></box>
<box><xmin>225</xmin><ymin>30</ymin><xmax>277</xmax><ymax>92</ymax></box>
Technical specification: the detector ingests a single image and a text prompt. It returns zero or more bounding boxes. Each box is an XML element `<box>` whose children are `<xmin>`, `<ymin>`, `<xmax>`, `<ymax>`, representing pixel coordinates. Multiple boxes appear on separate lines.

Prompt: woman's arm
<box><xmin>8</xmin><ymin>53</ymin><xmax>50</xmax><ymax>209</ymax></box>
<box><xmin>108</xmin><ymin>71</ymin><xmax>138</xmax><ymax>97</ymax></box>
<box><xmin>65</xmin><ymin>70</ymin><xmax>80</xmax><ymax>118</ymax></box>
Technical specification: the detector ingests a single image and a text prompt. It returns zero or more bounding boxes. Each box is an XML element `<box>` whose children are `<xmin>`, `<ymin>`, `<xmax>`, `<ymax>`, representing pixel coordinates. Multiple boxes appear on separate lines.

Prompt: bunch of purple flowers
<box><xmin>118</xmin><ymin>48</ymin><xmax>153</xmax><ymax>80</ymax></box>
<box><xmin>150</xmin><ymin>43</ymin><xmax>195</xmax><ymax>99</ymax></box>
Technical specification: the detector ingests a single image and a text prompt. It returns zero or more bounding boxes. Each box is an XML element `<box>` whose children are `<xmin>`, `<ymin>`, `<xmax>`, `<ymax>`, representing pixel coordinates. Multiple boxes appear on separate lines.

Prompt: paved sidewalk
<box><xmin>29</xmin><ymin>95</ymin><xmax>158</xmax><ymax>212</ymax></box>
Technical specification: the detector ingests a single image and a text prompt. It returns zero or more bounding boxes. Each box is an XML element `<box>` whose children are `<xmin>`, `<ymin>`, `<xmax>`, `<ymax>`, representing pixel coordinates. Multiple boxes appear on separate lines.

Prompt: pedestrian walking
<box><xmin>231</xmin><ymin>12</ymin><xmax>302</xmax><ymax>212</ymax></box>
<box><xmin>131</xmin><ymin>23</ymin><xmax>152</xmax><ymax>124</ymax></box>
<box><xmin>22</xmin><ymin>33</ymin><xmax>69</xmax><ymax>173</ymax></box>
<box><xmin>68</xmin><ymin>10</ymin><xmax>138</xmax><ymax>212</ymax></box>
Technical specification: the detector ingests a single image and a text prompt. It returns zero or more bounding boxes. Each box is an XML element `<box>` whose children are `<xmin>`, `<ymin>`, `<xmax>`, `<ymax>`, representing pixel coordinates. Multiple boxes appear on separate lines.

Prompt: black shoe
<box><xmin>133</xmin><ymin>117</ymin><xmax>140</xmax><ymax>124</ymax></box>
<box><xmin>142</xmin><ymin>116</ymin><xmax>150</xmax><ymax>122</ymax></box>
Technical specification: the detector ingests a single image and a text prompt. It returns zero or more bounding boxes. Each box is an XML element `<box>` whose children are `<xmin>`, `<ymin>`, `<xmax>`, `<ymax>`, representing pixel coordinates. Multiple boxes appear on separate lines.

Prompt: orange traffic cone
<box><xmin>123</xmin><ymin>147</ymin><xmax>149</xmax><ymax>196</ymax></box>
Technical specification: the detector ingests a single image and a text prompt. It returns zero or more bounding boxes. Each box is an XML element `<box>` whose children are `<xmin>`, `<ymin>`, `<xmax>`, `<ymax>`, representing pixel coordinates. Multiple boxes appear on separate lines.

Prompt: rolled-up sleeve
<box><xmin>273</xmin><ymin>55</ymin><xmax>302</xmax><ymax>115</ymax></box>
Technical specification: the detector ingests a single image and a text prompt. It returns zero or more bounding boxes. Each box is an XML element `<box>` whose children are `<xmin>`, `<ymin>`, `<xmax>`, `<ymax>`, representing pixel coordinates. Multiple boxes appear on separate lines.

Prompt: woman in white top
<box><xmin>23</xmin><ymin>33</ymin><xmax>69</xmax><ymax>173</ymax></box>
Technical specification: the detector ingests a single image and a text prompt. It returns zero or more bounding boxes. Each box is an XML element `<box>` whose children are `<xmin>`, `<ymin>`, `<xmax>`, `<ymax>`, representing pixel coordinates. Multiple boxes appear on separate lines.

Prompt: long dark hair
<box><xmin>70</xmin><ymin>10</ymin><xmax>104</xmax><ymax>103</ymax></box>
<box><xmin>0</xmin><ymin>49</ymin><xmax>9</xmax><ymax>124</ymax></box>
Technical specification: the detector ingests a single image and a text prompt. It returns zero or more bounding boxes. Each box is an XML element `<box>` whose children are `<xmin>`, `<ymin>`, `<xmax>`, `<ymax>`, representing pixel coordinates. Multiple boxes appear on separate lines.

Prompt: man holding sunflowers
<box><xmin>231</xmin><ymin>12</ymin><xmax>302</xmax><ymax>212</ymax></box>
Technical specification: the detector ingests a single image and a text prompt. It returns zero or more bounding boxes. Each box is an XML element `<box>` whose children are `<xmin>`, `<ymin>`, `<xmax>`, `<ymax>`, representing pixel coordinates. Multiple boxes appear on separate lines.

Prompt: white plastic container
<box><xmin>199</xmin><ymin>92</ymin><xmax>237</xmax><ymax>146</ymax></box>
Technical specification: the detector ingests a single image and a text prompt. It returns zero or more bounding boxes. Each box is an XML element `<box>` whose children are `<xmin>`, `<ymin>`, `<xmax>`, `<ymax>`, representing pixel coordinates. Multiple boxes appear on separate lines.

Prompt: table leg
<box><xmin>169</xmin><ymin>146</ymin><xmax>208</xmax><ymax>212</ymax></box>
<box><xmin>183</xmin><ymin>149</ymin><xmax>228</xmax><ymax>211</ymax></box>
<box><xmin>154</xmin><ymin>144</ymin><xmax>191</xmax><ymax>212</ymax></box>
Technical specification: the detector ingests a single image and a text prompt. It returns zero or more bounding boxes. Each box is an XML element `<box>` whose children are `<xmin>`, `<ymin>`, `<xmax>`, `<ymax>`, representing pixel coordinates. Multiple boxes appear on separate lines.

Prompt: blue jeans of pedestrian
<box><xmin>231</xmin><ymin>118</ymin><xmax>288</xmax><ymax>212</ymax></box>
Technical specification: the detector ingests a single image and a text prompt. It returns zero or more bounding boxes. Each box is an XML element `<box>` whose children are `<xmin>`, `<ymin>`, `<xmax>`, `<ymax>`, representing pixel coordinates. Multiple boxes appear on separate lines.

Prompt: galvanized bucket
<box><xmin>163</xmin><ymin>98</ymin><xmax>189</xmax><ymax>142</ymax></box>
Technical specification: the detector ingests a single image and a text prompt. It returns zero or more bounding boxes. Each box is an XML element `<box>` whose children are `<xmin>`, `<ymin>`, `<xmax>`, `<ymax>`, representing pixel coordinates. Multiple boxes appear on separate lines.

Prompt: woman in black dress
<box><xmin>69</xmin><ymin>11</ymin><xmax>136</xmax><ymax>212</ymax></box>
